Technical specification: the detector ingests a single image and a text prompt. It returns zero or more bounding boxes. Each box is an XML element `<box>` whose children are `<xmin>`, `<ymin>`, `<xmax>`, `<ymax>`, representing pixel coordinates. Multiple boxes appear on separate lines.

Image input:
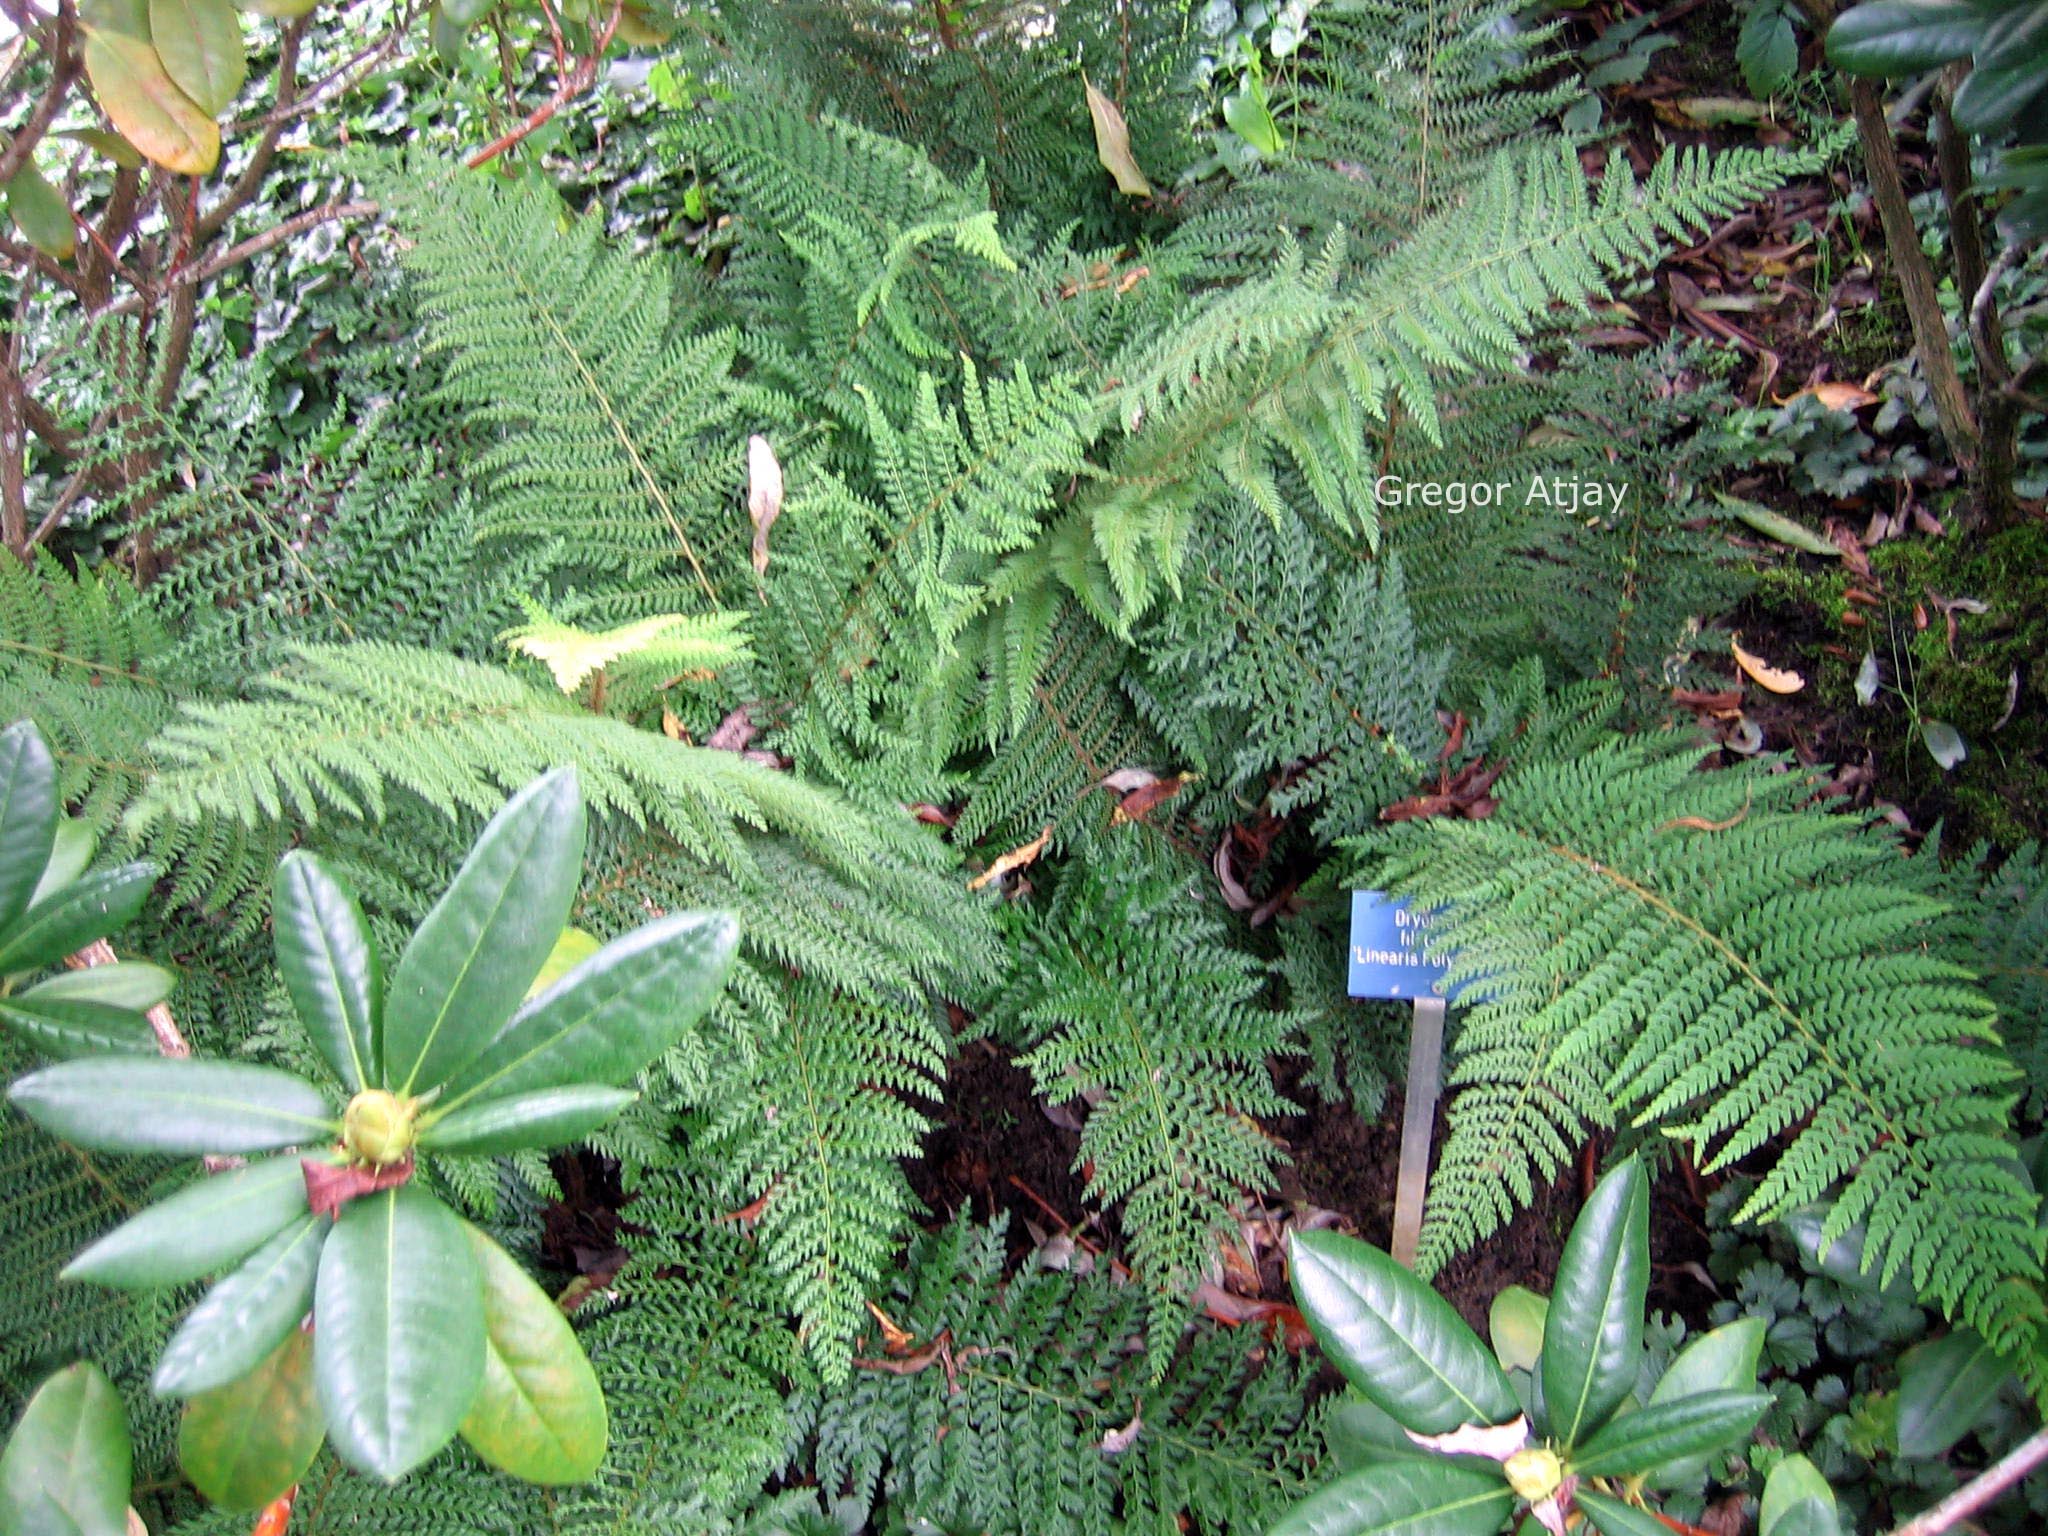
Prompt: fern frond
<box><xmin>1352</xmin><ymin>736</ymin><xmax>2048</xmax><ymax>1390</ymax></box>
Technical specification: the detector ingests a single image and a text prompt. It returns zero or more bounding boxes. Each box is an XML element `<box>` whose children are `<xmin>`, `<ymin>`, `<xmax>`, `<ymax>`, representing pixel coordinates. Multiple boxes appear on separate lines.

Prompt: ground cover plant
<box><xmin>0</xmin><ymin>0</ymin><xmax>2045</xmax><ymax>1532</ymax></box>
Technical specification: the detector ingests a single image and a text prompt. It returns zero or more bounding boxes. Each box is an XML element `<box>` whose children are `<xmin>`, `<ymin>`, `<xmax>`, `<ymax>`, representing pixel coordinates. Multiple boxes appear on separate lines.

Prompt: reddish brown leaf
<box><xmin>302</xmin><ymin>1155</ymin><xmax>413</xmax><ymax>1219</ymax></box>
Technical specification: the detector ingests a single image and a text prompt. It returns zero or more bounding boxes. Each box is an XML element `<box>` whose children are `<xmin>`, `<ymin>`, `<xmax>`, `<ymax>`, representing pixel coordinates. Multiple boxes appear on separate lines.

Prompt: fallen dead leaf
<box><xmin>968</xmin><ymin>826</ymin><xmax>1052</xmax><ymax>891</ymax></box>
<box><xmin>1780</xmin><ymin>381</ymin><xmax>1877</xmax><ymax>412</ymax></box>
<box><xmin>747</xmin><ymin>434</ymin><xmax>783</xmax><ymax>576</ymax></box>
<box><xmin>1083</xmin><ymin>73</ymin><xmax>1153</xmax><ymax>196</ymax></box>
<box><xmin>1732</xmin><ymin>636</ymin><xmax>1805</xmax><ymax>693</ymax></box>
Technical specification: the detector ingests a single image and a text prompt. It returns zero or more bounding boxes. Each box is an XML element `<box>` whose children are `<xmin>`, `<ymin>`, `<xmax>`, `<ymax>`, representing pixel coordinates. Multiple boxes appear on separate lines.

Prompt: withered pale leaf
<box><xmin>747</xmin><ymin>433</ymin><xmax>782</xmax><ymax>575</ymax></box>
<box><xmin>968</xmin><ymin>825</ymin><xmax>1051</xmax><ymax>891</ymax></box>
<box><xmin>1100</xmin><ymin>1410</ymin><xmax>1142</xmax><ymax>1455</ymax></box>
<box><xmin>1403</xmin><ymin>1415</ymin><xmax>1530</xmax><ymax>1462</ymax></box>
<box><xmin>1083</xmin><ymin>74</ymin><xmax>1153</xmax><ymax>197</ymax></box>
<box><xmin>1732</xmin><ymin>636</ymin><xmax>1805</xmax><ymax>693</ymax></box>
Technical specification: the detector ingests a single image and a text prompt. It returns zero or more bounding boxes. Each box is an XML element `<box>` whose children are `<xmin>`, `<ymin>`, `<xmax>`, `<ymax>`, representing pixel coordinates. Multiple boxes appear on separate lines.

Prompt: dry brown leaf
<box><xmin>1781</xmin><ymin>381</ymin><xmax>1877</xmax><ymax>412</ymax></box>
<box><xmin>1731</xmin><ymin>636</ymin><xmax>1805</xmax><ymax>693</ymax></box>
<box><xmin>1083</xmin><ymin>73</ymin><xmax>1153</xmax><ymax>196</ymax></box>
<box><xmin>660</xmin><ymin>707</ymin><xmax>685</xmax><ymax>742</ymax></box>
<box><xmin>747</xmin><ymin>433</ymin><xmax>783</xmax><ymax>576</ymax></box>
<box><xmin>968</xmin><ymin>826</ymin><xmax>1051</xmax><ymax>891</ymax></box>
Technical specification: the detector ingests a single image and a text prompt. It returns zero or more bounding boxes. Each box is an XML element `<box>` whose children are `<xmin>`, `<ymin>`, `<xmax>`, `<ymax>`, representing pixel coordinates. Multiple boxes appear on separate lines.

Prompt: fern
<box><xmin>1350</xmin><ymin>735</ymin><xmax>2048</xmax><ymax>1391</ymax></box>
<box><xmin>800</xmin><ymin>1216</ymin><xmax>1318</xmax><ymax>1536</ymax></box>
<box><xmin>978</xmin><ymin>837</ymin><xmax>1290</xmax><ymax>1376</ymax></box>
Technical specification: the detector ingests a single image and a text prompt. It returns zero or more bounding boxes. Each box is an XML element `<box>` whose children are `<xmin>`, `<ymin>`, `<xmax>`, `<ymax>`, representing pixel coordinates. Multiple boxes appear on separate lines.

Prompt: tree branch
<box><xmin>0</xmin><ymin>0</ymin><xmax>80</xmax><ymax>191</ymax></box>
<box><xmin>91</xmin><ymin>199</ymin><xmax>379</xmax><ymax>320</ymax></box>
<box><xmin>465</xmin><ymin>0</ymin><xmax>624</xmax><ymax>169</ymax></box>
<box><xmin>197</xmin><ymin>18</ymin><xmax>307</xmax><ymax>245</ymax></box>
<box><xmin>1888</xmin><ymin>1425</ymin><xmax>2048</xmax><ymax>1536</ymax></box>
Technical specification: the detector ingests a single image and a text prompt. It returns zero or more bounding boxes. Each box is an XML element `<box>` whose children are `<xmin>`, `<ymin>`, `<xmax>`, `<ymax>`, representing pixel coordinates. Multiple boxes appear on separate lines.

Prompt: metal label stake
<box><xmin>1348</xmin><ymin>892</ymin><xmax>1454</xmax><ymax>1270</ymax></box>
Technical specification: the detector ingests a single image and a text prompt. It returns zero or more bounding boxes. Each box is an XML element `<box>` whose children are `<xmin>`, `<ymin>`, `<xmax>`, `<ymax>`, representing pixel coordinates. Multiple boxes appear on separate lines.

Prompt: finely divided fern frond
<box><xmin>1353</xmin><ymin>736</ymin><xmax>2048</xmax><ymax>1389</ymax></box>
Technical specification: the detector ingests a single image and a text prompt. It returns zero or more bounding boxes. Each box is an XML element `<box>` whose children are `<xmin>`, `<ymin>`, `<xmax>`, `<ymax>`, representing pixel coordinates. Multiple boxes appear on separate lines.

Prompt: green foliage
<box><xmin>1353</xmin><ymin>736</ymin><xmax>2048</xmax><ymax>1395</ymax></box>
<box><xmin>977</xmin><ymin>838</ymin><xmax>1290</xmax><ymax>1374</ymax></box>
<box><xmin>9</xmin><ymin>768</ymin><xmax>739</xmax><ymax>1494</ymax></box>
<box><xmin>1280</xmin><ymin>1159</ymin><xmax>1768</xmax><ymax>1536</ymax></box>
<box><xmin>800</xmin><ymin>1216</ymin><xmax>1318</xmax><ymax>1536</ymax></box>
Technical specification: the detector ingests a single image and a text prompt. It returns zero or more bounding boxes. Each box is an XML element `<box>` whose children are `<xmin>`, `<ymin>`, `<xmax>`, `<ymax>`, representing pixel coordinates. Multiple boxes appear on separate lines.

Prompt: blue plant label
<box><xmin>1348</xmin><ymin>891</ymin><xmax>1451</xmax><ymax>1000</ymax></box>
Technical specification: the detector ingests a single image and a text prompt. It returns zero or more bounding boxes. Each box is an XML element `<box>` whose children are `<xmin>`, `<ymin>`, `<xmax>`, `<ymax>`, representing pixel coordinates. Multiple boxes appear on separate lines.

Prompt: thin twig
<box><xmin>465</xmin><ymin>0</ymin><xmax>624</xmax><ymax>168</ymax></box>
<box><xmin>90</xmin><ymin>200</ymin><xmax>379</xmax><ymax>321</ymax></box>
<box><xmin>1887</xmin><ymin>1426</ymin><xmax>2048</xmax><ymax>1536</ymax></box>
<box><xmin>65</xmin><ymin>938</ymin><xmax>191</xmax><ymax>1058</ymax></box>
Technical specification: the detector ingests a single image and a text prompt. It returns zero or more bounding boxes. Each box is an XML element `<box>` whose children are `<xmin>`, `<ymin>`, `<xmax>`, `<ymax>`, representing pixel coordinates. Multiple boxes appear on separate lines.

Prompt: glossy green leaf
<box><xmin>1826</xmin><ymin>0</ymin><xmax>1984</xmax><ymax>74</ymax></box>
<box><xmin>1951</xmin><ymin>6</ymin><xmax>2048</xmax><ymax>133</ymax></box>
<box><xmin>1576</xmin><ymin>1490</ymin><xmax>1671</xmax><ymax>1536</ymax></box>
<box><xmin>65</xmin><ymin>1156</ymin><xmax>308</xmax><ymax>1288</ymax></box>
<box><xmin>440</xmin><ymin>910</ymin><xmax>736</xmax><ymax>1108</ymax></box>
<box><xmin>383</xmin><ymin>767</ymin><xmax>583</xmax><ymax>1096</ymax></box>
<box><xmin>1644</xmin><ymin>1317</ymin><xmax>1765</xmax><ymax>1483</ymax></box>
<box><xmin>1567</xmin><ymin>1390</ymin><xmax>1769</xmax><ymax>1478</ymax></box>
<box><xmin>1288</xmin><ymin>1230</ymin><xmax>1518</xmax><ymax>1434</ymax></box>
<box><xmin>1324</xmin><ymin>1393</ymin><xmax>1434</xmax><ymax>1472</ymax></box>
<box><xmin>1489</xmin><ymin>1286</ymin><xmax>1547</xmax><ymax>1374</ymax></box>
<box><xmin>22</xmin><ymin>962</ymin><xmax>174</xmax><ymax>1012</ymax></box>
<box><xmin>1541</xmin><ymin>1156</ymin><xmax>1649</xmax><ymax>1447</ymax></box>
<box><xmin>457</xmin><ymin>1227</ymin><xmax>605</xmax><ymax>1482</ymax></box>
<box><xmin>0</xmin><ymin>998</ymin><xmax>155</xmax><ymax>1059</ymax></box>
<box><xmin>1760</xmin><ymin>1455</ymin><xmax>1837</xmax><ymax>1536</ymax></box>
<box><xmin>420</xmin><ymin>1084</ymin><xmax>634</xmax><ymax>1155</ymax></box>
<box><xmin>0</xmin><ymin>1364</ymin><xmax>129</xmax><ymax>1536</ymax></box>
<box><xmin>273</xmin><ymin>852</ymin><xmax>381</xmax><ymax>1093</ymax></box>
<box><xmin>1896</xmin><ymin>1329</ymin><xmax>2012</xmax><ymax>1458</ymax></box>
<box><xmin>10</xmin><ymin>1058</ymin><xmax>334</xmax><ymax>1155</ymax></box>
<box><xmin>148</xmin><ymin>0</ymin><xmax>244</xmax><ymax>114</ymax></box>
<box><xmin>0</xmin><ymin>864</ymin><xmax>156</xmax><ymax>976</ymax></box>
<box><xmin>178</xmin><ymin>1327</ymin><xmax>324</xmax><ymax>1510</ymax></box>
<box><xmin>315</xmin><ymin>1186</ymin><xmax>484</xmax><ymax>1480</ymax></box>
<box><xmin>29</xmin><ymin>822</ymin><xmax>94</xmax><ymax>909</ymax></box>
<box><xmin>4</xmin><ymin>163</ymin><xmax>72</xmax><ymax>263</ymax></box>
<box><xmin>1223</xmin><ymin>76</ymin><xmax>1283</xmax><ymax>156</ymax></box>
<box><xmin>0</xmin><ymin>722</ymin><xmax>57</xmax><ymax>933</ymax></box>
<box><xmin>1268</xmin><ymin>1458</ymin><xmax>1512</xmax><ymax>1536</ymax></box>
<box><xmin>153</xmin><ymin>1215</ymin><xmax>323</xmax><ymax>1396</ymax></box>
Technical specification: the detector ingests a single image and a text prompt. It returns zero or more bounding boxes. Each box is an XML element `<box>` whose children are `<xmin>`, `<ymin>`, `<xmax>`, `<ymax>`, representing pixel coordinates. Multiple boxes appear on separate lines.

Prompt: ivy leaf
<box><xmin>1541</xmin><ymin>1156</ymin><xmax>1649</xmax><ymax>1447</ymax></box>
<box><xmin>1268</xmin><ymin>1458</ymin><xmax>1512</xmax><ymax>1536</ymax></box>
<box><xmin>1287</xmin><ymin>1230</ymin><xmax>1519</xmax><ymax>1434</ymax></box>
<box><xmin>314</xmin><ymin>1187</ymin><xmax>484</xmax><ymax>1480</ymax></box>
<box><xmin>0</xmin><ymin>1364</ymin><xmax>130</xmax><ymax>1536</ymax></box>
<box><xmin>273</xmin><ymin>852</ymin><xmax>382</xmax><ymax>1093</ymax></box>
<box><xmin>147</xmin><ymin>0</ymin><xmax>245</xmax><ymax>116</ymax></box>
<box><xmin>382</xmin><ymin>766</ymin><xmax>584</xmax><ymax>1096</ymax></box>
<box><xmin>65</xmin><ymin>1156</ymin><xmax>308</xmax><ymax>1289</ymax></box>
<box><xmin>178</xmin><ymin>1328</ymin><xmax>325</xmax><ymax>1510</ymax></box>
<box><xmin>9</xmin><ymin>1058</ymin><xmax>335</xmax><ymax>1156</ymax></box>
<box><xmin>1896</xmin><ymin>1330</ymin><xmax>2012</xmax><ymax>1457</ymax></box>
<box><xmin>457</xmin><ymin>1227</ymin><xmax>606</xmax><ymax>1483</ymax></box>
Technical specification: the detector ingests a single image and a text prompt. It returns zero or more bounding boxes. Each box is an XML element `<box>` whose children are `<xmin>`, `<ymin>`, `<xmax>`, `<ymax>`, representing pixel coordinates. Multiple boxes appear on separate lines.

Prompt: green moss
<box><xmin>1870</xmin><ymin>523</ymin><xmax>2048</xmax><ymax>846</ymax></box>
